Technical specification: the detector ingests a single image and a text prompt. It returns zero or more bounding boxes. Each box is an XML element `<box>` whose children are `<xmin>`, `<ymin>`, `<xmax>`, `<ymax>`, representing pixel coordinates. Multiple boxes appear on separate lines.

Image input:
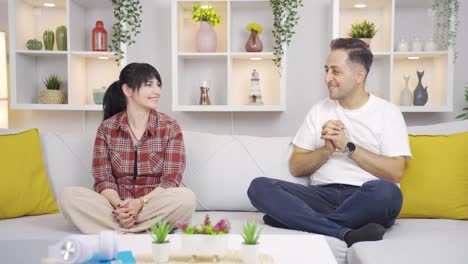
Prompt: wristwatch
<box><xmin>343</xmin><ymin>142</ymin><xmax>356</xmax><ymax>156</ymax></box>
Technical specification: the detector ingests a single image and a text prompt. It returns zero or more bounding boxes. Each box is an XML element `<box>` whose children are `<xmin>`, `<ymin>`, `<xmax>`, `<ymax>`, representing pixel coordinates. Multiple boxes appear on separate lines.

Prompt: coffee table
<box><xmin>116</xmin><ymin>234</ymin><xmax>337</xmax><ymax>264</ymax></box>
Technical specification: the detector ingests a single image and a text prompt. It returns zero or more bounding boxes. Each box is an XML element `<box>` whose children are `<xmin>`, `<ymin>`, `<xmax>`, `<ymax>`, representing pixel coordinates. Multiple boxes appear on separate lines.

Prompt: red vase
<box><xmin>92</xmin><ymin>21</ymin><xmax>107</xmax><ymax>51</ymax></box>
<box><xmin>245</xmin><ymin>30</ymin><xmax>263</xmax><ymax>52</ymax></box>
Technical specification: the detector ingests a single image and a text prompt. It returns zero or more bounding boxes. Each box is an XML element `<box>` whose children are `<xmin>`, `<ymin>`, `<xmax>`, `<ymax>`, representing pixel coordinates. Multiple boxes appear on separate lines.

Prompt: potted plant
<box><xmin>176</xmin><ymin>214</ymin><xmax>230</xmax><ymax>257</ymax></box>
<box><xmin>192</xmin><ymin>4</ymin><xmax>222</xmax><ymax>52</ymax></box>
<box><xmin>245</xmin><ymin>22</ymin><xmax>264</xmax><ymax>52</ymax></box>
<box><xmin>241</xmin><ymin>221</ymin><xmax>262</xmax><ymax>264</ymax></box>
<box><xmin>38</xmin><ymin>74</ymin><xmax>66</xmax><ymax>104</ymax></box>
<box><xmin>271</xmin><ymin>0</ymin><xmax>304</xmax><ymax>70</ymax></box>
<box><xmin>348</xmin><ymin>19</ymin><xmax>376</xmax><ymax>46</ymax></box>
<box><xmin>110</xmin><ymin>0</ymin><xmax>143</xmax><ymax>64</ymax></box>
<box><xmin>148</xmin><ymin>220</ymin><xmax>173</xmax><ymax>263</ymax></box>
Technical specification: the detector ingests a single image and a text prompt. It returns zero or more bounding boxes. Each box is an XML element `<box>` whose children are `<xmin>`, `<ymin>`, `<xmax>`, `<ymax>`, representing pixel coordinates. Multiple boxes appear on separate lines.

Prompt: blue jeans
<box><xmin>247</xmin><ymin>177</ymin><xmax>403</xmax><ymax>240</ymax></box>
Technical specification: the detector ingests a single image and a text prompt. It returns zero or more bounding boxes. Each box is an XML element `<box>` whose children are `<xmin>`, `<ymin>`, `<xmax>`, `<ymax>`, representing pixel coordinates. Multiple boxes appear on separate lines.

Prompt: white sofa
<box><xmin>1</xmin><ymin>120</ymin><xmax>467</xmax><ymax>264</ymax></box>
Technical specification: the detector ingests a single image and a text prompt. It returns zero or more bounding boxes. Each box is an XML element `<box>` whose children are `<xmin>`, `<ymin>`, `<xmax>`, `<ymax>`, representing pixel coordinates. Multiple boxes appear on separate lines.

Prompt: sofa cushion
<box><xmin>347</xmin><ymin>219</ymin><xmax>468</xmax><ymax>264</ymax></box>
<box><xmin>399</xmin><ymin>132</ymin><xmax>468</xmax><ymax>219</ymax></box>
<box><xmin>182</xmin><ymin>131</ymin><xmax>309</xmax><ymax>211</ymax></box>
<box><xmin>0</xmin><ymin>129</ymin><xmax>59</xmax><ymax>219</ymax></box>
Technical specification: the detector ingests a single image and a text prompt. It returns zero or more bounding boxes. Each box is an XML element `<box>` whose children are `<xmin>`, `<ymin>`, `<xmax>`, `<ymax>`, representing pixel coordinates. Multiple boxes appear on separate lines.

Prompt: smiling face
<box><xmin>124</xmin><ymin>77</ymin><xmax>161</xmax><ymax>110</ymax></box>
<box><xmin>324</xmin><ymin>49</ymin><xmax>361</xmax><ymax>101</ymax></box>
<box><xmin>325</xmin><ymin>48</ymin><xmax>371</xmax><ymax>103</ymax></box>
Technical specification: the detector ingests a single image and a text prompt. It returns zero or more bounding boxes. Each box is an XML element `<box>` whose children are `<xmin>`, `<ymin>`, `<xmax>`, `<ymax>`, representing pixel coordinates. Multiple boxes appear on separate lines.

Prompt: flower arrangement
<box><xmin>246</xmin><ymin>22</ymin><xmax>263</xmax><ymax>34</ymax></box>
<box><xmin>192</xmin><ymin>4</ymin><xmax>221</xmax><ymax>27</ymax></box>
<box><xmin>176</xmin><ymin>214</ymin><xmax>230</xmax><ymax>235</ymax></box>
<box><xmin>348</xmin><ymin>20</ymin><xmax>377</xmax><ymax>39</ymax></box>
<box><xmin>148</xmin><ymin>220</ymin><xmax>173</xmax><ymax>244</ymax></box>
<box><xmin>241</xmin><ymin>221</ymin><xmax>262</xmax><ymax>245</ymax></box>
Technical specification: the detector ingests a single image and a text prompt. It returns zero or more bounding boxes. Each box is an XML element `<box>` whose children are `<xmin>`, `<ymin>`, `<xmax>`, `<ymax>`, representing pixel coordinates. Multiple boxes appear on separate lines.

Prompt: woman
<box><xmin>59</xmin><ymin>63</ymin><xmax>196</xmax><ymax>234</ymax></box>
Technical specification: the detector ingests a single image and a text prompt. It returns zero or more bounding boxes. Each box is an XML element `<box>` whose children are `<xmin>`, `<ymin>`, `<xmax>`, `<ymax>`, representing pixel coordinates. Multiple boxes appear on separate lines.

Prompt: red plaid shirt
<box><xmin>92</xmin><ymin>110</ymin><xmax>186</xmax><ymax>199</ymax></box>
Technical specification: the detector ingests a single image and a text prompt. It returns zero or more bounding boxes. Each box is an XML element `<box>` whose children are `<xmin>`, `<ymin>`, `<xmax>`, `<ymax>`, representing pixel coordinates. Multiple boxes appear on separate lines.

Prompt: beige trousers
<box><xmin>58</xmin><ymin>186</ymin><xmax>196</xmax><ymax>234</ymax></box>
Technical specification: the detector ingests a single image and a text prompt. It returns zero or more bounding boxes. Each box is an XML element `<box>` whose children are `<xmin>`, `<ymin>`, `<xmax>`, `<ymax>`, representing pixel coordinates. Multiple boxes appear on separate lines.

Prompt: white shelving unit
<box><xmin>8</xmin><ymin>0</ymin><xmax>124</xmax><ymax>110</ymax></box>
<box><xmin>333</xmin><ymin>0</ymin><xmax>454</xmax><ymax>112</ymax></box>
<box><xmin>172</xmin><ymin>0</ymin><xmax>286</xmax><ymax>112</ymax></box>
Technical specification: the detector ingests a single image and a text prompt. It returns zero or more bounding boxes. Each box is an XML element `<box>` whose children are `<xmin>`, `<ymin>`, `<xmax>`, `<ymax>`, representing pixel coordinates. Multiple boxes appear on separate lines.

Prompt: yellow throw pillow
<box><xmin>398</xmin><ymin>132</ymin><xmax>468</xmax><ymax>219</ymax></box>
<box><xmin>0</xmin><ymin>128</ymin><xmax>59</xmax><ymax>219</ymax></box>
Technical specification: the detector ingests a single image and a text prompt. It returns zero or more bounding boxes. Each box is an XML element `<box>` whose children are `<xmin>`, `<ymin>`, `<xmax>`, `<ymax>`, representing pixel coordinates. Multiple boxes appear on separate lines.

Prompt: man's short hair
<box><xmin>330</xmin><ymin>38</ymin><xmax>373</xmax><ymax>76</ymax></box>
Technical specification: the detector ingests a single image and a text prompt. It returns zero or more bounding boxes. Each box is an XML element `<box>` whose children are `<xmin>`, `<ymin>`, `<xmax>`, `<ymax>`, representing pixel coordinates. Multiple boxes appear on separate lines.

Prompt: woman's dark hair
<box><xmin>103</xmin><ymin>63</ymin><xmax>162</xmax><ymax>120</ymax></box>
<box><xmin>330</xmin><ymin>38</ymin><xmax>373</xmax><ymax>78</ymax></box>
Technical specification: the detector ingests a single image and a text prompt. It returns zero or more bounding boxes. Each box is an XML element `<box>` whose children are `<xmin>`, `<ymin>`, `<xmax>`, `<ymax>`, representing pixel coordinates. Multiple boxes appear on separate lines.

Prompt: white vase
<box><xmin>424</xmin><ymin>37</ymin><xmax>437</xmax><ymax>51</ymax></box>
<box><xmin>152</xmin><ymin>242</ymin><xmax>170</xmax><ymax>263</ymax></box>
<box><xmin>397</xmin><ymin>37</ymin><xmax>409</xmax><ymax>52</ymax></box>
<box><xmin>241</xmin><ymin>243</ymin><xmax>259</xmax><ymax>264</ymax></box>
<box><xmin>400</xmin><ymin>74</ymin><xmax>413</xmax><ymax>106</ymax></box>
<box><xmin>180</xmin><ymin>234</ymin><xmax>228</xmax><ymax>256</ymax></box>
<box><xmin>411</xmin><ymin>37</ymin><xmax>422</xmax><ymax>52</ymax></box>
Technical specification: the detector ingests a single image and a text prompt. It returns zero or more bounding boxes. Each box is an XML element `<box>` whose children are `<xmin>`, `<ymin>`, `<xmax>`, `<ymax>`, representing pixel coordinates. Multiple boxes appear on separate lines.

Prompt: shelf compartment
<box><xmin>176</xmin><ymin>1</ymin><xmax>228</xmax><ymax>53</ymax></box>
<box><xmin>176</xmin><ymin>56</ymin><xmax>228</xmax><ymax>107</ymax></box>
<box><xmin>69</xmin><ymin>0</ymin><xmax>114</xmax><ymax>52</ymax></box>
<box><xmin>69</xmin><ymin>54</ymin><xmax>119</xmax><ymax>105</ymax></box>
<box><xmin>14</xmin><ymin>53</ymin><xmax>68</xmax><ymax>104</ymax></box>
<box><xmin>394</xmin><ymin>0</ymin><xmax>440</xmax><ymax>51</ymax></box>
<box><xmin>230</xmin><ymin>1</ymin><xmax>273</xmax><ymax>52</ymax></box>
<box><xmin>337</xmin><ymin>0</ymin><xmax>392</xmax><ymax>52</ymax></box>
<box><xmin>392</xmin><ymin>53</ymin><xmax>449</xmax><ymax>110</ymax></box>
<box><xmin>14</xmin><ymin>0</ymin><xmax>67</xmax><ymax>50</ymax></box>
<box><xmin>230</xmin><ymin>55</ymin><xmax>280</xmax><ymax>106</ymax></box>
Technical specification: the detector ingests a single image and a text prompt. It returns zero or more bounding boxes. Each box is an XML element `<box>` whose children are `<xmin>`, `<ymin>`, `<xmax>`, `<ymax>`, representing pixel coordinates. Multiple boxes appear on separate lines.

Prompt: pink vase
<box><xmin>245</xmin><ymin>30</ymin><xmax>263</xmax><ymax>52</ymax></box>
<box><xmin>197</xmin><ymin>21</ymin><xmax>217</xmax><ymax>52</ymax></box>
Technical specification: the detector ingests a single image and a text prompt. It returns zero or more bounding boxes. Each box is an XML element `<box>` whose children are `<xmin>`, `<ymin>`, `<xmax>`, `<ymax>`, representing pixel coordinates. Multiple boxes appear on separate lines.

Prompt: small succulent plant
<box><xmin>241</xmin><ymin>221</ymin><xmax>262</xmax><ymax>245</ymax></box>
<box><xmin>43</xmin><ymin>74</ymin><xmax>63</xmax><ymax>90</ymax></box>
<box><xmin>148</xmin><ymin>220</ymin><xmax>173</xmax><ymax>244</ymax></box>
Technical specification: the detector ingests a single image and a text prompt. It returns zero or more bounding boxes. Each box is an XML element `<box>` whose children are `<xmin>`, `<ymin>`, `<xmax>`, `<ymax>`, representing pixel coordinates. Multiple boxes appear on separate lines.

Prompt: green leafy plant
<box><xmin>270</xmin><ymin>0</ymin><xmax>304</xmax><ymax>71</ymax></box>
<box><xmin>192</xmin><ymin>4</ymin><xmax>221</xmax><ymax>27</ymax></box>
<box><xmin>241</xmin><ymin>221</ymin><xmax>262</xmax><ymax>245</ymax></box>
<box><xmin>348</xmin><ymin>20</ymin><xmax>376</xmax><ymax>39</ymax></box>
<box><xmin>432</xmin><ymin>0</ymin><xmax>459</xmax><ymax>61</ymax></box>
<box><xmin>148</xmin><ymin>220</ymin><xmax>173</xmax><ymax>244</ymax></box>
<box><xmin>110</xmin><ymin>0</ymin><xmax>143</xmax><ymax>64</ymax></box>
<box><xmin>176</xmin><ymin>214</ymin><xmax>230</xmax><ymax>235</ymax></box>
<box><xmin>456</xmin><ymin>85</ymin><xmax>468</xmax><ymax>120</ymax></box>
<box><xmin>246</xmin><ymin>22</ymin><xmax>263</xmax><ymax>34</ymax></box>
<box><xmin>43</xmin><ymin>74</ymin><xmax>63</xmax><ymax>90</ymax></box>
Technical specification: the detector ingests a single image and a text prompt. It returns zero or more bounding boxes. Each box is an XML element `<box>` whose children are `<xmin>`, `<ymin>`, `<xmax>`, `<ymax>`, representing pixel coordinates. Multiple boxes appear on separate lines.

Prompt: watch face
<box><xmin>346</xmin><ymin>142</ymin><xmax>356</xmax><ymax>152</ymax></box>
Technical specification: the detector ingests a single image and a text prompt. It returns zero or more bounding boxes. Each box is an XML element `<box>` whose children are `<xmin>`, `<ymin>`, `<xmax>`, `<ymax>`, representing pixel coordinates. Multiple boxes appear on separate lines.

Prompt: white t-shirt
<box><xmin>292</xmin><ymin>94</ymin><xmax>412</xmax><ymax>187</ymax></box>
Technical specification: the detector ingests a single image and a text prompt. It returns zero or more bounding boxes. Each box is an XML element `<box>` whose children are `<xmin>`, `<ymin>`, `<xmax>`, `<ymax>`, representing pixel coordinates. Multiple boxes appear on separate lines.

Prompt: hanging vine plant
<box><xmin>432</xmin><ymin>0</ymin><xmax>459</xmax><ymax>61</ymax></box>
<box><xmin>270</xmin><ymin>0</ymin><xmax>304</xmax><ymax>71</ymax></box>
<box><xmin>110</xmin><ymin>0</ymin><xmax>143</xmax><ymax>64</ymax></box>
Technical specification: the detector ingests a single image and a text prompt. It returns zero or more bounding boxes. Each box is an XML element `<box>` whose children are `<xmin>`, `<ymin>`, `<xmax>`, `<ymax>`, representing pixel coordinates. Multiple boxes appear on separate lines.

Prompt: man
<box><xmin>247</xmin><ymin>38</ymin><xmax>411</xmax><ymax>247</ymax></box>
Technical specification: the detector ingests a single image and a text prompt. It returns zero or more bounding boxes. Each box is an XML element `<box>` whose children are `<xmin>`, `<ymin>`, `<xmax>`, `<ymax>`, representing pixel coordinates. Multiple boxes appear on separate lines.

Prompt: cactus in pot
<box><xmin>26</xmin><ymin>39</ymin><xmax>43</xmax><ymax>50</ymax></box>
<box><xmin>43</xmin><ymin>30</ymin><xmax>55</xmax><ymax>50</ymax></box>
<box><xmin>56</xmin><ymin>25</ymin><xmax>67</xmax><ymax>51</ymax></box>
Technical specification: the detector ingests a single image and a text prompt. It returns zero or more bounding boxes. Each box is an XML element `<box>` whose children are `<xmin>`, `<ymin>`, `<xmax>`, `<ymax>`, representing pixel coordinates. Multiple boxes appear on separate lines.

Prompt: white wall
<box><xmin>2</xmin><ymin>0</ymin><xmax>468</xmax><ymax>136</ymax></box>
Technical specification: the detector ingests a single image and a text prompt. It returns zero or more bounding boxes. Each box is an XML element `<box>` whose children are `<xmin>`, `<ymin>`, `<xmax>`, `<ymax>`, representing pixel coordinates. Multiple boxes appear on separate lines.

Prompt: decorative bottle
<box><xmin>413</xmin><ymin>70</ymin><xmax>429</xmax><ymax>106</ymax></box>
<box><xmin>248</xmin><ymin>69</ymin><xmax>263</xmax><ymax>105</ymax></box>
<box><xmin>400</xmin><ymin>74</ymin><xmax>413</xmax><ymax>106</ymax></box>
<box><xmin>92</xmin><ymin>21</ymin><xmax>107</xmax><ymax>51</ymax></box>
<box><xmin>199</xmin><ymin>80</ymin><xmax>211</xmax><ymax>105</ymax></box>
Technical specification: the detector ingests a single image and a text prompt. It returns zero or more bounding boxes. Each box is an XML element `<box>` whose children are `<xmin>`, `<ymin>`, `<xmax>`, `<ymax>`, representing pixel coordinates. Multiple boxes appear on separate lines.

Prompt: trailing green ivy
<box><xmin>270</xmin><ymin>0</ymin><xmax>303</xmax><ymax>71</ymax></box>
<box><xmin>432</xmin><ymin>0</ymin><xmax>459</xmax><ymax>61</ymax></box>
<box><xmin>110</xmin><ymin>0</ymin><xmax>143</xmax><ymax>64</ymax></box>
